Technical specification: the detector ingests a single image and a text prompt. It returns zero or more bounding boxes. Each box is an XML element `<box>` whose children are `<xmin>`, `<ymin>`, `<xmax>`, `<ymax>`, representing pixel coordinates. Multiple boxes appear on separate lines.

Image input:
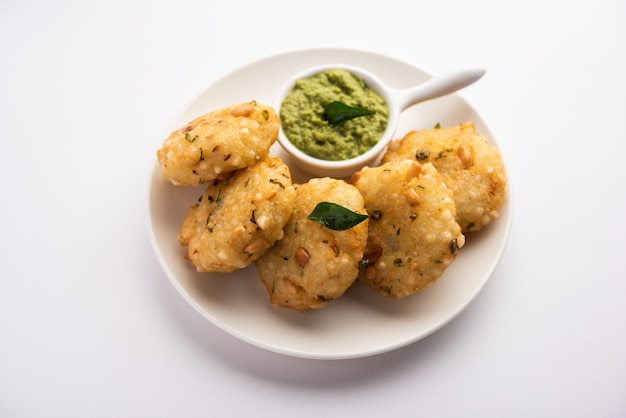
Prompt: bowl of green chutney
<box><xmin>275</xmin><ymin>63</ymin><xmax>485</xmax><ymax>178</ymax></box>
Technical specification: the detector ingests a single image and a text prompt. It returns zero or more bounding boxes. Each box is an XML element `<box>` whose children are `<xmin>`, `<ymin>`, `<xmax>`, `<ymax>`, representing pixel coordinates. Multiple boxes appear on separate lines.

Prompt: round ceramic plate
<box><xmin>147</xmin><ymin>48</ymin><xmax>512</xmax><ymax>359</ymax></box>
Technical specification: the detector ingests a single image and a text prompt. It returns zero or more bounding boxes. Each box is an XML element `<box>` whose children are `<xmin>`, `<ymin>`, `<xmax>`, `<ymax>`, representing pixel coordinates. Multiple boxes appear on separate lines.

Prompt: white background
<box><xmin>1</xmin><ymin>1</ymin><xmax>625</xmax><ymax>416</ymax></box>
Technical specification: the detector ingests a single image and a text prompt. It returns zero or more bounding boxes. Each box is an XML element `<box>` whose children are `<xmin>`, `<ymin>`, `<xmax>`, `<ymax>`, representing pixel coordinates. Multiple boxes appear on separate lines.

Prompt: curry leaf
<box><xmin>323</xmin><ymin>101</ymin><xmax>375</xmax><ymax>126</ymax></box>
<box><xmin>307</xmin><ymin>202</ymin><xmax>368</xmax><ymax>231</ymax></box>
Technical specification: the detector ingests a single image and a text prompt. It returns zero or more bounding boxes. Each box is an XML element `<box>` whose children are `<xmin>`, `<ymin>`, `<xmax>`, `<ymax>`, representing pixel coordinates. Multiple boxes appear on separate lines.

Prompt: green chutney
<box><xmin>279</xmin><ymin>69</ymin><xmax>389</xmax><ymax>161</ymax></box>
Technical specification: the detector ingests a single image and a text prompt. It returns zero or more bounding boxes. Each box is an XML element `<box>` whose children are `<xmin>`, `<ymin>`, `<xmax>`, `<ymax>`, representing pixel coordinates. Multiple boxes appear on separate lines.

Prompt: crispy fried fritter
<box><xmin>178</xmin><ymin>157</ymin><xmax>294</xmax><ymax>273</ymax></box>
<box><xmin>352</xmin><ymin>160</ymin><xmax>464</xmax><ymax>298</ymax></box>
<box><xmin>157</xmin><ymin>102</ymin><xmax>279</xmax><ymax>186</ymax></box>
<box><xmin>382</xmin><ymin>121</ymin><xmax>506</xmax><ymax>232</ymax></box>
<box><xmin>255</xmin><ymin>178</ymin><xmax>368</xmax><ymax>311</ymax></box>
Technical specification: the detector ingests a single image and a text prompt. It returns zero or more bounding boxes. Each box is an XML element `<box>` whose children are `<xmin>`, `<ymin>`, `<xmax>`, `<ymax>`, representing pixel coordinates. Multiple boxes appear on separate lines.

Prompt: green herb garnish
<box><xmin>323</xmin><ymin>101</ymin><xmax>375</xmax><ymax>126</ymax></box>
<box><xmin>307</xmin><ymin>202</ymin><xmax>368</xmax><ymax>231</ymax></box>
<box><xmin>269</xmin><ymin>179</ymin><xmax>285</xmax><ymax>189</ymax></box>
<box><xmin>449</xmin><ymin>238</ymin><xmax>461</xmax><ymax>255</ymax></box>
<box><xmin>415</xmin><ymin>149</ymin><xmax>430</xmax><ymax>161</ymax></box>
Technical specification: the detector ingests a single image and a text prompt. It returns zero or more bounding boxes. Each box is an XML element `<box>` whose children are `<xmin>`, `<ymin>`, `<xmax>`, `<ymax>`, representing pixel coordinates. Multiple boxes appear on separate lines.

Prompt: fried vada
<box><xmin>178</xmin><ymin>157</ymin><xmax>294</xmax><ymax>273</ymax></box>
<box><xmin>255</xmin><ymin>178</ymin><xmax>368</xmax><ymax>311</ymax></box>
<box><xmin>352</xmin><ymin>160</ymin><xmax>464</xmax><ymax>298</ymax></box>
<box><xmin>157</xmin><ymin>101</ymin><xmax>279</xmax><ymax>186</ymax></box>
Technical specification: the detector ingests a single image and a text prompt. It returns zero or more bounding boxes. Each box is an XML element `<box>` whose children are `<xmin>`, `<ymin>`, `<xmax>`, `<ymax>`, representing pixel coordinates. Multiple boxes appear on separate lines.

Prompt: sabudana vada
<box><xmin>157</xmin><ymin>101</ymin><xmax>280</xmax><ymax>186</ymax></box>
<box><xmin>178</xmin><ymin>157</ymin><xmax>294</xmax><ymax>273</ymax></box>
<box><xmin>382</xmin><ymin>121</ymin><xmax>506</xmax><ymax>232</ymax></box>
<box><xmin>352</xmin><ymin>160</ymin><xmax>464</xmax><ymax>298</ymax></box>
<box><xmin>255</xmin><ymin>178</ymin><xmax>368</xmax><ymax>311</ymax></box>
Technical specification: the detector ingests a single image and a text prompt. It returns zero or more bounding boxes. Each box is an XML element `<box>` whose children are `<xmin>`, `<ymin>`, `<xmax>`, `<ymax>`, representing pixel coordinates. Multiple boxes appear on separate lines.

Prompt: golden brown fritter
<box><xmin>255</xmin><ymin>178</ymin><xmax>368</xmax><ymax>311</ymax></box>
<box><xmin>157</xmin><ymin>101</ymin><xmax>279</xmax><ymax>186</ymax></box>
<box><xmin>178</xmin><ymin>157</ymin><xmax>294</xmax><ymax>273</ymax></box>
<box><xmin>382</xmin><ymin>121</ymin><xmax>506</xmax><ymax>232</ymax></box>
<box><xmin>352</xmin><ymin>160</ymin><xmax>464</xmax><ymax>298</ymax></box>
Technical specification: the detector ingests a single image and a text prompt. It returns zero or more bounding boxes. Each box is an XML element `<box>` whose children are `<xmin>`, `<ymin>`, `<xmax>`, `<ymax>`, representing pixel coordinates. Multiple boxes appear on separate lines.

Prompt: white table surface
<box><xmin>2</xmin><ymin>1</ymin><xmax>625</xmax><ymax>416</ymax></box>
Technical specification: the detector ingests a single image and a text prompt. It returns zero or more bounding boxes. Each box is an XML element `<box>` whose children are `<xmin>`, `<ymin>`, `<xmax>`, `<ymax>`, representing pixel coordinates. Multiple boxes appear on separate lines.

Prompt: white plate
<box><xmin>147</xmin><ymin>48</ymin><xmax>512</xmax><ymax>359</ymax></box>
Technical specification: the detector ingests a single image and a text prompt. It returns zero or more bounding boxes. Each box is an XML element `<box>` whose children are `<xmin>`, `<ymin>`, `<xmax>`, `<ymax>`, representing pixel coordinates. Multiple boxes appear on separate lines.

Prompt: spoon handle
<box><xmin>393</xmin><ymin>68</ymin><xmax>486</xmax><ymax>111</ymax></box>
